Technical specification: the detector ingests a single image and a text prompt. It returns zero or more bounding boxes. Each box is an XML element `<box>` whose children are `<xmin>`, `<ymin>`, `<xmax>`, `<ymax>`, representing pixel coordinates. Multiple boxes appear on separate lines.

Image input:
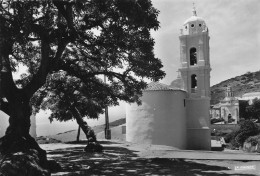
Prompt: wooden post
<box><xmin>104</xmin><ymin>75</ymin><xmax>111</xmax><ymax>139</ymax></box>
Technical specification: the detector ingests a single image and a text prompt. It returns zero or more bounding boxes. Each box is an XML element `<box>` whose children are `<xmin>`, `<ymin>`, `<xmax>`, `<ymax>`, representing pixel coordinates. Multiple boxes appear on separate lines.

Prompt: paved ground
<box><xmin>40</xmin><ymin>140</ymin><xmax>260</xmax><ymax>176</ymax></box>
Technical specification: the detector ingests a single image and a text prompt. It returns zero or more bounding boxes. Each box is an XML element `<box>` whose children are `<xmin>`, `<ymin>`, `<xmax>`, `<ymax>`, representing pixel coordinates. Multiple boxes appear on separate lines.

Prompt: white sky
<box><xmin>151</xmin><ymin>0</ymin><xmax>260</xmax><ymax>86</ymax></box>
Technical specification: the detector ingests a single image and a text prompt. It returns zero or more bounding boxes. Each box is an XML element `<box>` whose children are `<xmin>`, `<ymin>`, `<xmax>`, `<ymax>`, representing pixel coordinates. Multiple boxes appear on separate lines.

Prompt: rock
<box><xmin>0</xmin><ymin>149</ymin><xmax>51</xmax><ymax>176</ymax></box>
<box><xmin>84</xmin><ymin>142</ymin><xmax>103</xmax><ymax>153</ymax></box>
<box><xmin>243</xmin><ymin>142</ymin><xmax>259</xmax><ymax>153</ymax></box>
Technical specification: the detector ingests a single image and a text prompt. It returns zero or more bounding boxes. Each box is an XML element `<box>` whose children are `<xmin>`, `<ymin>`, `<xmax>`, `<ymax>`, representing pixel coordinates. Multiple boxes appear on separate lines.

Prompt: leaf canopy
<box><xmin>0</xmin><ymin>0</ymin><xmax>165</xmax><ymax>121</ymax></box>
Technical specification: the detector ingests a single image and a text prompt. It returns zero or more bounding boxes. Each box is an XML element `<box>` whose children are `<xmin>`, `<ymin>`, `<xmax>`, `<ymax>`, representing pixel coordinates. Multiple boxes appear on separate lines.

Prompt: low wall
<box><xmin>210</xmin><ymin>124</ymin><xmax>240</xmax><ymax>133</ymax></box>
<box><xmin>211</xmin><ymin>123</ymin><xmax>260</xmax><ymax>134</ymax></box>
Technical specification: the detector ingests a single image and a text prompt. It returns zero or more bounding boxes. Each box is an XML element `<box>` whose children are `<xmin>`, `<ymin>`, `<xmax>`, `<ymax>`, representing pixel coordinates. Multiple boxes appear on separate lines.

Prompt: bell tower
<box><xmin>179</xmin><ymin>5</ymin><xmax>211</xmax><ymax>150</ymax></box>
<box><xmin>179</xmin><ymin>5</ymin><xmax>211</xmax><ymax>98</ymax></box>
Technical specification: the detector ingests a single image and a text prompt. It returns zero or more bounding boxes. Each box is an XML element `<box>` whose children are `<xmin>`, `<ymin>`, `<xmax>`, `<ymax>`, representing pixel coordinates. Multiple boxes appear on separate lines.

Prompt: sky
<box><xmin>151</xmin><ymin>0</ymin><xmax>260</xmax><ymax>86</ymax></box>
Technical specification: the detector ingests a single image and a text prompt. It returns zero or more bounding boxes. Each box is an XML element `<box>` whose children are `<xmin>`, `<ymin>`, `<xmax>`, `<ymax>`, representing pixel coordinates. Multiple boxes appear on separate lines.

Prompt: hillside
<box><xmin>45</xmin><ymin>118</ymin><xmax>126</xmax><ymax>142</ymax></box>
<box><xmin>211</xmin><ymin>70</ymin><xmax>260</xmax><ymax>104</ymax></box>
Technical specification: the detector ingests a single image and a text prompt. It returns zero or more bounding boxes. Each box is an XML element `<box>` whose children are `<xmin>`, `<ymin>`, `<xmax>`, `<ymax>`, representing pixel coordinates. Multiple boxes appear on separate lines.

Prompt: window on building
<box><xmin>191</xmin><ymin>74</ymin><xmax>197</xmax><ymax>93</ymax></box>
<box><xmin>190</xmin><ymin>47</ymin><xmax>197</xmax><ymax>65</ymax></box>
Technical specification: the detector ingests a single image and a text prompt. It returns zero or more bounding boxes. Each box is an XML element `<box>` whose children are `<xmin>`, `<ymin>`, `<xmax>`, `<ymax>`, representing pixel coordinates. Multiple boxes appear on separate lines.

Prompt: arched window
<box><xmin>190</xmin><ymin>48</ymin><xmax>197</xmax><ymax>65</ymax></box>
<box><xmin>191</xmin><ymin>74</ymin><xmax>197</xmax><ymax>93</ymax></box>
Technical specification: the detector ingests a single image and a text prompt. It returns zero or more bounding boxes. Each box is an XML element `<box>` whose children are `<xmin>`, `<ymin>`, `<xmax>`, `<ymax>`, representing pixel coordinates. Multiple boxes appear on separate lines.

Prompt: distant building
<box><xmin>240</xmin><ymin>92</ymin><xmax>260</xmax><ymax>105</ymax></box>
<box><xmin>210</xmin><ymin>86</ymin><xmax>239</xmax><ymax>124</ymax></box>
<box><xmin>126</xmin><ymin>6</ymin><xmax>211</xmax><ymax>150</ymax></box>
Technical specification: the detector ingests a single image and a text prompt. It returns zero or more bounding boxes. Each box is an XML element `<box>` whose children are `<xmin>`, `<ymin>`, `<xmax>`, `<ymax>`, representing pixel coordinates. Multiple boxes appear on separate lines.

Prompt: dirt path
<box><xmin>40</xmin><ymin>140</ymin><xmax>260</xmax><ymax>176</ymax></box>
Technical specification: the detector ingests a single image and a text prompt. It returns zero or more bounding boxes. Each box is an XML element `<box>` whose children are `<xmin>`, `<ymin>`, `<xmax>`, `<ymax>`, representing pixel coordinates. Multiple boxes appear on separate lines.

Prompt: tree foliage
<box><xmin>239</xmin><ymin>100</ymin><xmax>250</xmax><ymax>120</ymax></box>
<box><xmin>246</xmin><ymin>98</ymin><xmax>260</xmax><ymax>120</ymax></box>
<box><xmin>0</xmin><ymin>0</ymin><xmax>165</xmax><ymax>162</ymax></box>
<box><xmin>0</xmin><ymin>0</ymin><xmax>165</xmax><ymax>124</ymax></box>
<box><xmin>225</xmin><ymin>120</ymin><xmax>259</xmax><ymax>149</ymax></box>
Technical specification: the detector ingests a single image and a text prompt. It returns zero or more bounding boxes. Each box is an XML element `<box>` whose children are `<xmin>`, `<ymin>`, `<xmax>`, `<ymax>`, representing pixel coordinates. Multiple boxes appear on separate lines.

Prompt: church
<box><xmin>126</xmin><ymin>7</ymin><xmax>211</xmax><ymax>150</ymax></box>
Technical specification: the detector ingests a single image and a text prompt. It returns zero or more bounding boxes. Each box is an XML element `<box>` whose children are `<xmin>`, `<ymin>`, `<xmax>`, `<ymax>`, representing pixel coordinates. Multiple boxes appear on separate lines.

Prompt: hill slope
<box><xmin>46</xmin><ymin>118</ymin><xmax>126</xmax><ymax>142</ymax></box>
<box><xmin>211</xmin><ymin>71</ymin><xmax>260</xmax><ymax>104</ymax></box>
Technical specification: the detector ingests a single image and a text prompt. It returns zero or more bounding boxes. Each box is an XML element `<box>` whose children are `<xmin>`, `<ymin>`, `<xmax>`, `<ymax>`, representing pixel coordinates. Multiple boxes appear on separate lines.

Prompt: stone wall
<box><xmin>210</xmin><ymin>124</ymin><xmax>240</xmax><ymax>133</ymax></box>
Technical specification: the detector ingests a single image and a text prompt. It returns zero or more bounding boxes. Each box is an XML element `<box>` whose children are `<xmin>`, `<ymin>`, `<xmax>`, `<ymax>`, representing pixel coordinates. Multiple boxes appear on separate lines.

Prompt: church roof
<box><xmin>145</xmin><ymin>82</ymin><xmax>175</xmax><ymax>91</ymax></box>
<box><xmin>183</xmin><ymin>5</ymin><xmax>206</xmax><ymax>25</ymax></box>
<box><xmin>169</xmin><ymin>76</ymin><xmax>184</xmax><ymax>90</ymax></box>
<box><xmin>184</xmin><ymin>16</ymin><xmax>205</xmax><ymax>25</ymax></box>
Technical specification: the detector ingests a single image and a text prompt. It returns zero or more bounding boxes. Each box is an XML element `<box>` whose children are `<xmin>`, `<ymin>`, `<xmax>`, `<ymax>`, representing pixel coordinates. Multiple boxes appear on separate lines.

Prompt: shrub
<box><xmin>245</xmin><ymin>135</ymin><xmax>260</xmax><ymax>146</ymax></box>
<box><xmin>224</xmin><ymin>131</ymin><xmax>237</xmax><ymax>143</ymax></box>
<box><xmin>235</xmin><ymin>120</ymin><xmax>259</xmax><ymax>147</ymax></box>
<box><xmin>211</xmin><ymin>118</ymin><xmax>224</xmax><ymax>124</ymax></box>
<box><xmin>225</xmin><ymin>120</ymin><xmax>260</xmax><ymax>149</ymax></box>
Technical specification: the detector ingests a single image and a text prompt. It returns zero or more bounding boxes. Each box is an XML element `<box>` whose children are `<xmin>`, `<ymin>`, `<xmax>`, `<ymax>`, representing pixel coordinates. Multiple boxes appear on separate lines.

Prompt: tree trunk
<box><xmin>70</xmin><ymin>107</ymin><xmax>97</xmax><ymax>143</ymax></box>
<box><xmin>0</xmin><ymin>96</ymin><xmax>47</xmax><ymax>166</ymax></box>
<box><xmin>76</xmin><ymin>125</ymin><xmax>81</xmax><ymax>142</ymax></box>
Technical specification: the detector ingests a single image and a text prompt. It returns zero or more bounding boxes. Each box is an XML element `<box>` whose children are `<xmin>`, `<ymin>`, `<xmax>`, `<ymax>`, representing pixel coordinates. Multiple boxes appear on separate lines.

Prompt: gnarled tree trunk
<box><xmin>0</xmin><ymin>19</ymin><xmax>49</xmax><ymax>168</ymax></box>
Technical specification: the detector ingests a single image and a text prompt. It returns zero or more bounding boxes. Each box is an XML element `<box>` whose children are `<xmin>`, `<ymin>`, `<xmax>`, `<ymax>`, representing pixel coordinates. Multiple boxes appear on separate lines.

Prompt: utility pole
<box><xmin>104</xmin><ymin>75</ymin><xmax>111</xmax><ymax>139</ymax></box>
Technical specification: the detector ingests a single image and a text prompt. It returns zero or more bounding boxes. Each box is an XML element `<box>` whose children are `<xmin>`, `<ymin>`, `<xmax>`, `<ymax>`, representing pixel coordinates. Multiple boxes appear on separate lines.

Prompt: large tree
<box><xmin>0</xmin><ymin>0</ymin><xmax>164</xmax><ymax>164</ymax></box>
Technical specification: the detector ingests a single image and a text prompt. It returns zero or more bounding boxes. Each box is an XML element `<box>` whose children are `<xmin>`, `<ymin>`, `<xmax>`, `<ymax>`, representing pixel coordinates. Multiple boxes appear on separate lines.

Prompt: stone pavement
<box><xmin>40</xmin><ymin>141</ymin><xmax>260</xmax><ymax>175</ymax></box>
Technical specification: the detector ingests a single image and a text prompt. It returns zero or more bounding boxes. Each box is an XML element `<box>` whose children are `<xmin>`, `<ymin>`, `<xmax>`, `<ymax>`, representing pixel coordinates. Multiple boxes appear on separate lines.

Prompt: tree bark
<box><xmin>76</xmin><ymin>125</ymin><xmax>81</xmax><ymax>142</ymax></box>
<box><xmin>70</xmin><ymin>107</ymin><xmax>97</xmax><ymax>143</ymax></box>
<box><xmin>0</xmin><ymin>101</ymin><xmax>48</xmax><ymax>171</ymax></box>
<box><xmin>0</xmin><ymin>21</ymin><xmax>47</xmax><ymax>167</ymax></box>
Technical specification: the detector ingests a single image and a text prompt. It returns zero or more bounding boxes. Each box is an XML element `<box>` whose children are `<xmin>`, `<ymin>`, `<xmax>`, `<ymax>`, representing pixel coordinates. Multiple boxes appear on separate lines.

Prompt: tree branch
<box><xmin>23</xmin><ymin>40</ymin><xmax>51</xmax><ymax>98</ymax></box>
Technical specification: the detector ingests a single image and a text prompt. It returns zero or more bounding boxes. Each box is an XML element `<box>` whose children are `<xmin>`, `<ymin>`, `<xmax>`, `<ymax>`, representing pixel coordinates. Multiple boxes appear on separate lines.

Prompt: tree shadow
<box><xmin>48</xmin><ymin>141</ymin><xmax>257</xmax><ymax>176</ymax></box>
<box><xmin>65</xmin><ymin>140</ymin><xmax>120</xmax><ymax>145</ymax></box>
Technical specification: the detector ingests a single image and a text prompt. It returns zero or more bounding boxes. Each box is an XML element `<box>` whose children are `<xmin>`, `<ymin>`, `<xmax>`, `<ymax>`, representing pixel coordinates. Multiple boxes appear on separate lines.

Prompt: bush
<box><xmin>245</xmin><ymin>135</ymin><xmax>260</xmax><ymax>146</ymax></box>
<box><xmin>225</xmin><ymin>120</ymin><xmax>260</xmax><ymax>149</ymax></box>
<box><xmin>224</xmin><ymin>131</ymin><xmax>237</xmax><ymax>143</ymax></box>
<box><xmin>211</xmin><ymin>118</ymin><xmax>224</xmax><ymax>124</ymax></box>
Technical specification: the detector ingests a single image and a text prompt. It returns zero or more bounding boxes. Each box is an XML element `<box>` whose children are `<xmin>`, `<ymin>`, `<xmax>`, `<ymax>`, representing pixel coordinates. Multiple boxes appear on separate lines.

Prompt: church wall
<box><xmin>126</xmin><ymin>90</ymin><xmax>187</xmax><ymax>149</ymax></box>
<box><xmin>186</xmin><ymin>98</ymin><xmax>211</xmax><ymax>150</ymax></box>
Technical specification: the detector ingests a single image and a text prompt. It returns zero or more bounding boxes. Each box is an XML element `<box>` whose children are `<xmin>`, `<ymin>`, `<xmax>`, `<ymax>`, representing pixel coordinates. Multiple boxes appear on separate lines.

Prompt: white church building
<box><xmin>126</xmin><ymin>7</ymin><xmax>211</xmax><ymax>150</ymax></box>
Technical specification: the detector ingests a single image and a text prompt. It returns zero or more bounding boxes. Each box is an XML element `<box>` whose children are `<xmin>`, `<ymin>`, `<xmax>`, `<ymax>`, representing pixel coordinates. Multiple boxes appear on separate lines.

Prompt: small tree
<box><xmin>239</xmin><ymin>100</ymin><xmax>250</xmax><ymax>120</ymax></box>
<box><xmin>226</xmin><ymin>120</ymin><xmax>260</xmax><ymax>149</ymax></box>
<box><xmin>31</xmin><ymin>71</ymin><xmax>108</xmax><ymax>143</ymax></box>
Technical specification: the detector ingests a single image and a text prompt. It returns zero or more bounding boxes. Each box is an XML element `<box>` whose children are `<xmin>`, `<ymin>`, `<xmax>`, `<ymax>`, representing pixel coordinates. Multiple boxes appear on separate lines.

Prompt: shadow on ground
<box><xmin>48</xmin><ymin>141</ymin><xmax>256</xmax><ymax>176</ymax></box>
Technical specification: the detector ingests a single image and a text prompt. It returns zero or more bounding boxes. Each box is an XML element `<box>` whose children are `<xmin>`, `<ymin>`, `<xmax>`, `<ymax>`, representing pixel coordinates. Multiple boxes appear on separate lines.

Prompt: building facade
<box><xmin>210</xmin><ymin>86</ymin><xmax>240</xmax><ymax>124</ymax></box>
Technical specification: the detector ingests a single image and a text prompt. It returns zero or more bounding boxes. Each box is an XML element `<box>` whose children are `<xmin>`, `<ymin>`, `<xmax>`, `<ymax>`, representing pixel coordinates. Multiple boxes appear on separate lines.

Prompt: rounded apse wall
<box><xmin>126</xmin><ymin>90</ymin><xmax>187</xmax><ymax>149</ymax></box>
